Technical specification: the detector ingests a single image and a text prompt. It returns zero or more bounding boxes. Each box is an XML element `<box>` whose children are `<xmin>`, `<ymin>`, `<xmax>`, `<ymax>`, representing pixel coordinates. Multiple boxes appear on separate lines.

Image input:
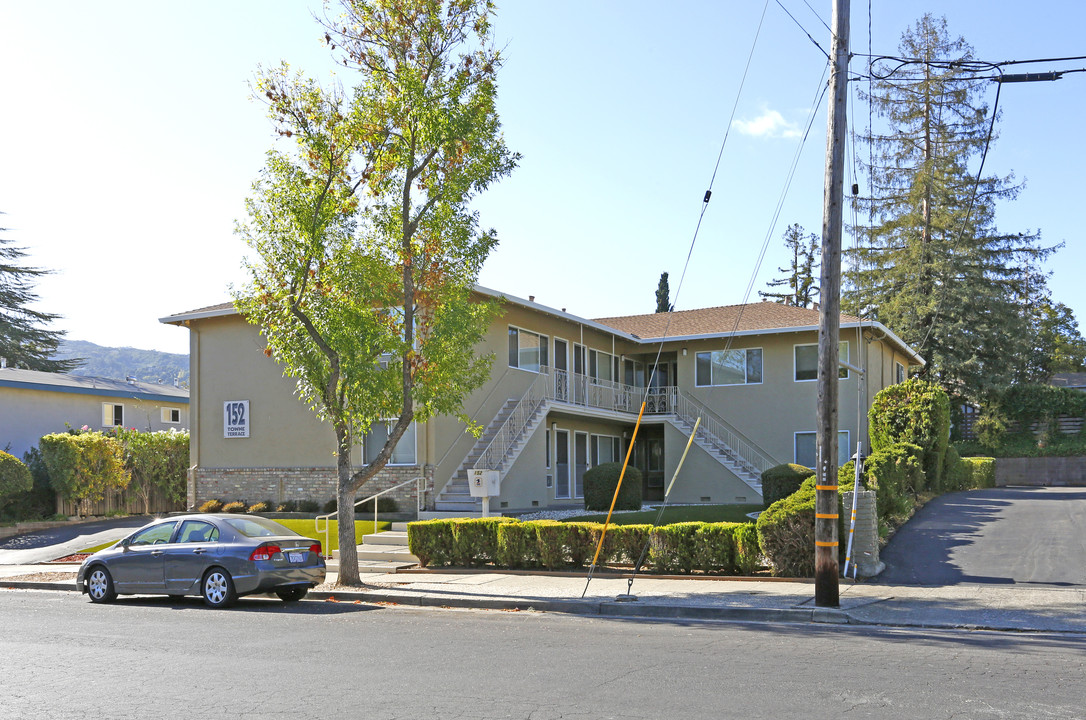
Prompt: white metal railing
<box><xmin>472</xmin><ymin>372</ymin><xmax>550</xmax><ymax>472</ymax></box>
<box><xmin>313</xmin><ymin>476</ymin><xmax>424</xmax><ymax>559</ymax></box>
<box><xmin>672</xmin><ymin>390</ymin><xmax>780</xmax><ymax>477</ymax></box>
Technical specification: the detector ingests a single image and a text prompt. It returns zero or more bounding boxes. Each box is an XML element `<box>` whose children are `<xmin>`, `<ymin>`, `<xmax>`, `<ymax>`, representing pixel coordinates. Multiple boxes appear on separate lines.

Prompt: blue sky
<box><xmin>2</xmin><ymin>1</ymin><xmax>1083</xmax><ymax>356</ymax></box>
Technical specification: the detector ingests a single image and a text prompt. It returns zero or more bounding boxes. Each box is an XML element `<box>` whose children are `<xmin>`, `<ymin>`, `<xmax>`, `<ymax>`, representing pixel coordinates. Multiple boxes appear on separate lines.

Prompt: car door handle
<box><xmin>150</xmin><ymin>550</ymin><xmax>164</xmax><ymax>556</ymax></box>
<box><xmin>191</xmin><ymin>548</ymin><xmax>207</xmax><ymax>554</ymax></box>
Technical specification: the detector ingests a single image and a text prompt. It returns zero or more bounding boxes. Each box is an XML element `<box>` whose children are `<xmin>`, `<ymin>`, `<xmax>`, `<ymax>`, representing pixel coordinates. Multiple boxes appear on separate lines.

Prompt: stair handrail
<box><xmin>472</xmin><ymin>371</ymin><xmax>550</xmax><ymax>472</ymax></box>
<box><xmin>313</xmin><ymin>476</ymin><xmax>424</xmax><ymax>559</ymax></box>
<box><xmin>673</xmin><ymin>389</ymin><xmax>780</xmax><ymax>477</ymax></box>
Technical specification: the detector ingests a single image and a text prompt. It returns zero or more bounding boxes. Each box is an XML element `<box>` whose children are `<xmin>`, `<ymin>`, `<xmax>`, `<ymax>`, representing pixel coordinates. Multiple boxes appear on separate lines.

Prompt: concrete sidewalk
<box><xmin>4</xmin><ymin>560</ymin><xmax>1084</xmax><ymax>634</ymax></box>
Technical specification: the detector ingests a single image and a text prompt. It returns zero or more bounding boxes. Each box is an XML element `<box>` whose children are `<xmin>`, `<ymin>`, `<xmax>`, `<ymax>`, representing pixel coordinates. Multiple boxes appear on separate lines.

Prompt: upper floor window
<box><xmin>589</xmin><ymin>349</ymin><xmax>618</xmax><ymax>383</ymax></box>
<box><xmin>695</xmin><ymin>348</ymin><xmax>762</xmax><ymax>387</ymax></box>
<box><xmin>362</xmin><ymin>421</ymin><xmax>417</xmax><ymax>466</ymax></box>
<box><xmin>794</xmin><ymin>342</ymin><xmax>849</xmax><ymax>382</ymax></box>
<box><xmin>895</xmin><ymin>361</ymin><xmax>906</xmax><ymax>384</ymax></box>
<box><xmin>102</xmin><ymin>403</ymin><xmax>124</xmax><ymax>427</ymax></box>
<box><xmin>508</xmin><ymin>326</ymin><xmax>548</xmax><ymax>373</ymax></box>
<box><xmin>161</xmin><ymin>407</ymin><xmax>181</xmax><ymax>424</ymax></box>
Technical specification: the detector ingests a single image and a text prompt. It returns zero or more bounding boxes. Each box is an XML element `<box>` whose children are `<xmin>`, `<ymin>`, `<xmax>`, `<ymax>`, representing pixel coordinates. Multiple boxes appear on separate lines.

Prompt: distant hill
<box><xmin>54</xmin><ymin>340</ymin><xmax>189</xmax><ymax>387</ymax></box>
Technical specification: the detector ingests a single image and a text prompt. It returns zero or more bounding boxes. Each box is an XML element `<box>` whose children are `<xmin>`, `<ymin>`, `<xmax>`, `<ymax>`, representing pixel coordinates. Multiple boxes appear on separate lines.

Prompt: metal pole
<box><xmin>815</xmin><ymin>0</ymin><xmax>850</xmax><ymax>608</ymax></box>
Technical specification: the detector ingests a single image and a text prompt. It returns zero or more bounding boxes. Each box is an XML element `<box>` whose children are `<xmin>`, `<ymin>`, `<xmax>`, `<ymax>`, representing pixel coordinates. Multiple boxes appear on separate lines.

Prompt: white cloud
<box><xmin>732</xmin><ymin>108</ymin><xmax>802</xmax><ymax>139</ymax></box>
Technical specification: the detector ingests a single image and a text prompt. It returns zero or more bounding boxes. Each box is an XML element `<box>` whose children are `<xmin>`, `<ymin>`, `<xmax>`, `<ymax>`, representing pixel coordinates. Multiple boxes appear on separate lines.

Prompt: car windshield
<box><xmin>223</xmin><ymin>516</ymin><xmax>300</xmax><ymax>538</ymax></box>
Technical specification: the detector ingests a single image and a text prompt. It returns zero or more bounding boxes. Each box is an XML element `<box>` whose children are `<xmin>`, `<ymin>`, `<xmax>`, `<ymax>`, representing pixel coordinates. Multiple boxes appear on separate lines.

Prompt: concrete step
<box><xmin>326</xmin><ymin>558</ymin><xmax>417</xmax><ymax>574</ymax></box>
<box><xmin>362</xmin><ymin>530</ymin><xmax>407</xmax><ymax>546</ymax></box>
<box><xmin>417</xmin><ymin>510</ymin><xmax>484</xmax><ymax>520</ymax></box>
<box><xmin>358</xmin><ymin>545</ymin><xmax>418</xmax><ymax>563</ymax></box>
<box><xmin>435</xmin><ymin>500</ymin><xmax>482</xmax><ymax>512</ymax></box>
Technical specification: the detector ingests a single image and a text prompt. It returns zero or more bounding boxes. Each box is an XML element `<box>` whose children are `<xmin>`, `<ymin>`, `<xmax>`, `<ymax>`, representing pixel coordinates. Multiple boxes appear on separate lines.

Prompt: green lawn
<box><xmin>564</xmin><ymin>504</ymin><xmax>762</xmax><ymax>525</ymax></box>
<box><xmin>77</xmin><ymin>519</ymin><xmax>390</xmax><ymax>555</ymax></box>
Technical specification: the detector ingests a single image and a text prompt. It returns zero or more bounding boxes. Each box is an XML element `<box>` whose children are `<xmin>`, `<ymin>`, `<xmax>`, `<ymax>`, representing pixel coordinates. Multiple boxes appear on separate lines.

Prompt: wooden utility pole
<box><xmin>815</xmin><ymin>0</ymin><xmax>850</xmax><ymax>608</ymax></box>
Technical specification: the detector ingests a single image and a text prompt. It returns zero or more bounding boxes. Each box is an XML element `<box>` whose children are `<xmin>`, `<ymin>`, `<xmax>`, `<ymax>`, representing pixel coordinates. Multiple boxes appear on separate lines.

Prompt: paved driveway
<box><xmin>0</xmin><ymin>517</ymin><xmax>151</xmax><ymax>565</ymax></box>
<box><xmin>876</xmin><ymin>486</ymin><xmax>1086</xmax><ymax>587</ymax></box>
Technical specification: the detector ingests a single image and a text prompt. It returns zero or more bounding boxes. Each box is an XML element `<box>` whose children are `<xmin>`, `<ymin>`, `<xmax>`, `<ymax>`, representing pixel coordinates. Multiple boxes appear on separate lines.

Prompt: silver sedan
<box><xmin>76</xmin><ymin>514</ymin><xmax>326</xmax><ymax>608</ymax></box>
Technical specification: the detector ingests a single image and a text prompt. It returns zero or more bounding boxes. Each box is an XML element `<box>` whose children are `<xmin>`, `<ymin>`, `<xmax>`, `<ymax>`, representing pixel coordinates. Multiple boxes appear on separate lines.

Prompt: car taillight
<box><xmin>309</xmin><ymin>543</ymin><xmax>321</xmax><ymax>555</ymax></box>
<box><xmin>249</xmin><ymin>544</ymin><xmax>281</xmax><ymax>561</ymax></box>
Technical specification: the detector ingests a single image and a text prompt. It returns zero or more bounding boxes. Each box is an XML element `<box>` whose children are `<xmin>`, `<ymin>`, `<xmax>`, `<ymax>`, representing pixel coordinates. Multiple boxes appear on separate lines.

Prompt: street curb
<box><xmin>306</xmin><ymin>588</ymin><xmax>837</xmax><ymax>625</ymax></box>
<box><xmin>3</xmin><ymin>581</ymin><xmax>1081</xmax><ymax>634</ymax></box>
<box><xmin>0</xmin><ymin>581</ymin><xmax>76</xmax><ymax>592</ymax></box>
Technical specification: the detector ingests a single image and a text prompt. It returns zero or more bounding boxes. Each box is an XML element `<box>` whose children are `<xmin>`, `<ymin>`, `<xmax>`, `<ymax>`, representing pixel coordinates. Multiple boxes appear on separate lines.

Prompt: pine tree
<box><xmin>845</xmin><ymin>14</ymin><xmax>1056</xmax><ymax>401</ymax></box>
<box><xmin>760</xmin><ymin>223</ymin><xmax>820</xmax><ymax>307</ymax></box>
<box><xmin>655</xmin><ymin>272</ymin><xmax>672</xmax><ymax>313</ymax></box>
<box><xmin>0</xmin><ymin>219</ymin><xmax>79</xmax><ymax>372</ymax></box>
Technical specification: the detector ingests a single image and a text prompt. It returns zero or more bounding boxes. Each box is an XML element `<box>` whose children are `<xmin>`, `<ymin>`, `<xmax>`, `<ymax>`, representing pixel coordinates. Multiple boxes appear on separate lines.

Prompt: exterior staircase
<box><xmin>330</xmin><ymin>522</ymin><xmax>418</xmax><ymax>574</ymax></box>
<box><xmin>667</xmin><ymin>416</ymin><xmax>763</xmax><ymax>496</ymax></box>
<box><xmin>434</xmin><ymin>389</ymin><xmax>549</xmax><ymax>514</ymax></box>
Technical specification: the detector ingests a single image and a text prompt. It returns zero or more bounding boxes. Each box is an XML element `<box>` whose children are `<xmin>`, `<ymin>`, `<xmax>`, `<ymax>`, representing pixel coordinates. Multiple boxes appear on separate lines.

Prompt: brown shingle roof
<box><xmin>593</xmin><ymin>302</ymin><xmax>862</xmax><ymax>339</ymax></box>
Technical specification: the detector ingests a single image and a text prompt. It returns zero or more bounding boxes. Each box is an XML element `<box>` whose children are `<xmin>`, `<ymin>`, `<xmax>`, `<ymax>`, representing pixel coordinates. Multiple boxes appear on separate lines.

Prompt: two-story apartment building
<box><xmin>162</xmin><ymin>287</ymin><xmax>922</xmax><ymax>514</ymax></box>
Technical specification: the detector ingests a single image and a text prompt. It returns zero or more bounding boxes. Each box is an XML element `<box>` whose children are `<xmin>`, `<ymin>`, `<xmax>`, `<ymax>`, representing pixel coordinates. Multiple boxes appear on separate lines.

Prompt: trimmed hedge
<box><xmin>407</xmin><ymin>517</ymin><xmax>761</xmax><ymax>575</ymax></box>
<box><xmin>964</xmin><ymin>456</ymin><xmax>996</xmax><ymax>488</ymax></box>
<box><xmin>761</xmin><ymin>463</ymin><xmax>816</xmax><ymax>508</ymax></box>
<box><xmin>583</xmin><ymin>462</ymin><xmax>642</xmax><ymax>512</ymax></box>
<box><xmin>453</xmin><ymin>517</ymin><xmax>516</xmax><ymax>566</ymax></box>
<box><xmin>406</xmin><ymin>519</ymin><xmax>456</xmax><ymax>567</ymax></box>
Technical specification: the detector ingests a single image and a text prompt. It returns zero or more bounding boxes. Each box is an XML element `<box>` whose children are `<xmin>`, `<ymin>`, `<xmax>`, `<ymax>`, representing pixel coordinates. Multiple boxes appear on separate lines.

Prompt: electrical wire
<box><xmin>582</xmin><ymin>0</ymin><xmax>773</xmax><ymax>599</ymax></box>
<box><xmin>774</xmin><ymin>0</ymin><xmax>830</xmax><ymax>61</ymax></box>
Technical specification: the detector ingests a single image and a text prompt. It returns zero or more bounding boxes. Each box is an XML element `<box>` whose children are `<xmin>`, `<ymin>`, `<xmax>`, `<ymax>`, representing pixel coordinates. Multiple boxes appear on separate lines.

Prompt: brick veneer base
<box><xmin>191</xmin><ymin>465</ymin><xmax>435</xmax><ymax>511</ymax></box>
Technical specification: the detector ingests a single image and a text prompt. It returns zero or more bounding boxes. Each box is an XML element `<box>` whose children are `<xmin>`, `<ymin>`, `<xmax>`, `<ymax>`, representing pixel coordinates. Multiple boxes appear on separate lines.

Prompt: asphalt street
<box><xmin>877</xmin><ymin>486</ymin><xmax>1086</xmax><ymax>587</ymax></box>
<box><xmin>3</xmin><ymin>589</ymin><xmax>1085</xmax><ymax>720</ymax></box>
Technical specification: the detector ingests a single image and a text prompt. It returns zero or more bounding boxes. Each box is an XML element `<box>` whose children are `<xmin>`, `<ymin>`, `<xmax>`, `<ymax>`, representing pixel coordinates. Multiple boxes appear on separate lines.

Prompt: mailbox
<box><xmin>468</xmin><ymin>469</ymin><xmax>500</xmax><ymax>497</ymax></box>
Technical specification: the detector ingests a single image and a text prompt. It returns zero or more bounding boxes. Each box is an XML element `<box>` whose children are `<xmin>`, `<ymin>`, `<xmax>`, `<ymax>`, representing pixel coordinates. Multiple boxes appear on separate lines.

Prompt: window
<box><xmin>589</xmin><ymin>350</ymin><xmax>618</xmax><ymax>383</ymax></box>
<box><xmin>177</xmin><ymin>520</ymin><xmax>219</xmax><ymax>543</ymax></box>
<box><xmin>508</xmin><ymin>327</ymin><xmax>548</xmax><ymax>373</ymax></box>
<box><xmin>895</xmin><ymin>362</ymin><xmax>906</xmax><ymax>384</ymax></box>
<box><xmin>102</xmin><ymin>403</ymin><xmax>123</xmax><ymax>427</ymax></box>
<box><xmin>127</xmin><ymin>521</ymin><xmax>178</xmax><ymax>546</ymax></box>
<box><xmin>695</xmin><ymin>348</ymin><xmax>762</xmax><ymax>386</ymax></box>
<box><xmin>591</xmin><ymin>434</ymin><xmax>621</xmax><ymax>466</ymax></box>
<box><xmin>161</xmin><ymin>407</ymin><xmax>181</xmax><ymax>424</ymax></box>
<box><xmin>794</xmin><ymin>342</ymin><xmax>849</xmax><ymax>382</ymax></box>
<box><xmin>363</xmin><ymin>421</ymin><xmax>417</xmax><ymax>465</ymax></box>
<box><xmin>794</xmin><ymin>431</ymin><xmax>850</xmax><ymax>470</ymax></box>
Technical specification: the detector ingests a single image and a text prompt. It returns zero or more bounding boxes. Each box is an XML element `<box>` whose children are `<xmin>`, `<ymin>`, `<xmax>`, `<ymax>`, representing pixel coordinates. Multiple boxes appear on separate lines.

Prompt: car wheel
<box><xmin>275</xmin><ymin>587</ymin><xmax>308</xmax><ymax>602</ymax></box>
<box><xmin>87</xmin><ymin>566</ymin><xmax>116</xmax><ymax>603</ymax></box>
<box><xmin>202</xmin><ymin>568</ymin><xmax>237</xmax><ymax>608</ymax></box>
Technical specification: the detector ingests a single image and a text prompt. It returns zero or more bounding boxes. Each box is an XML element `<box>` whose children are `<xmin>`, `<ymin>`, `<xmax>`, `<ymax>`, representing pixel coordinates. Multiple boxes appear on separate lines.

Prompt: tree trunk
<box><xmin>334</xmin><ymin>440</ymin><xmax>362</xmax><ymax>587</ymax></box>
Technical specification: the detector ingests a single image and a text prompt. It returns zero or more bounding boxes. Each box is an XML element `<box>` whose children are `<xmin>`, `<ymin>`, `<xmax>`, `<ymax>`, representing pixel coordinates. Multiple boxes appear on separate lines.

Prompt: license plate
<box><xmin>288</xmin><ymin>552</ymin><xmax>305</xmax><ymax>563</ymax></box>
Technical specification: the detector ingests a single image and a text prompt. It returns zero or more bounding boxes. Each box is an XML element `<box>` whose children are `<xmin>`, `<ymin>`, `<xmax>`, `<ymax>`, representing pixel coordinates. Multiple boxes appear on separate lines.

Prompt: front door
<box><xmin>574</xmin><ymin>432</ymin><xmax>588</xmax><ymax>499</ymax></box>
<box><xmin>647</xmin><ymin>362</ymin><xmax>671</xmax><ymax>413</ymax></box>
<box><xmin>572</xmin><ymin>344</ymin><xmax>586</xmax><ymax>404</ymax></box>
<box><xmin>637</xmin><ymin>433</ymin><xmax>665</xmax><ymax>502</ymax></box>
<box><xmin>555</xmin><ymin>429</ymin><xmax>570</xmax><ymax>499</ymax></box>
<box><xmin>554</xmin><ymin>338</ymin><xmax>568</xmax><ymax>402</ymax></box>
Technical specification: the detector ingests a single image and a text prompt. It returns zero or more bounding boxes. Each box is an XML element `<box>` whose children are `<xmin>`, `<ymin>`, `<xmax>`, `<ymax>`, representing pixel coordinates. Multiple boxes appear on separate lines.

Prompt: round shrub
<box><xmin>221</xmin><ymin>501</ymin><xmax>247</xmax><ymax>513</ymax></box>
<box><xmin>757</xmin><ymin>477</ymin><xmax>844</xmax><ymax>577</ymax></box>
<box><xmin>198</xmin><ymin>499</ymin><xmax>224</xmax><ymax>513</ymax></box>
<box><xmin>583</xmin><ymin>462</ymin><xmax>642</xmax><ymax>512</ymax></box>
<box><xmin>761</xmin><ymin>463</ymin><xmax>816</xmax><ymax>508</ymax></box>
<box><xmin>248</xmin><ymin>501</ymin><xmax>273</xmax><ymax>513</ymax></box>
<box><xmin>296</xmin><ymin>499</ymin><xmax>320</xmax><ymax>514</ymax></box>
<box><xmin>276</xmin><ymin>500</ymin><xmax>298</xmax><ymax>512</ymax></box>
<box><xmin>322</xmin><ymin>498</ymin><xmax>338</xmax><ymax>514</ymax></box>
<box><xmin>0</xmin><ymin>451</ymin><xmax>33</xmax><ymax>507</ymax></box>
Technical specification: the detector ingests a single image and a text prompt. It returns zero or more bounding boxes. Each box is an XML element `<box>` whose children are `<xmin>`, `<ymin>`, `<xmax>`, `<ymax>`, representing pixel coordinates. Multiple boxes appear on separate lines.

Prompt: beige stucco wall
<box><xmin>0</xmin><ymin>385</ymin><xmax>189</xmax><ymax>459</ymax></box>
<box><xmin>181</xmin><ymin>298</ymin><xmax>920</xmax><ymax>511</ymax></box>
